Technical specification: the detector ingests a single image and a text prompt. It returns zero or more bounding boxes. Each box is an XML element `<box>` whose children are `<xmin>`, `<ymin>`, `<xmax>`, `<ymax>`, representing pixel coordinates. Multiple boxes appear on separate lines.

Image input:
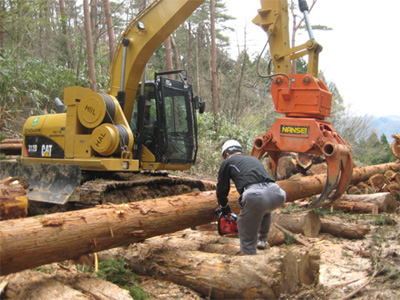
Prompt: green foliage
<box><xmin>0</xmin><ymin>50</ymin><xmax>88</xmax><ymax>115</ymax></box>
<box><xmin>284</xmin><ymin>232</ymin><xmax>296</xmax><ymax>245</ymax></box>
<box><xmin>97</xmin><ymin>259</ymin><xmax>148</xmax><ymax>300</ymax></box>
<box><xmin>355</xmin><ymin>132</ymin><xmax>395</xmax><ymax>166</ymax></box>
<box><xmin>370</xmin><ymin>215</ymin><xmax>397</xmax><ymax>226</ymax></box>
<box><xmin>280</xmin><ymin>203</ymin><xmax>303</xmax><ymax>214</ymax></box>
<box><xmin>192</xmin><ymin>112</ymin><xmax>264</xmax><ymax>176</ymax></box>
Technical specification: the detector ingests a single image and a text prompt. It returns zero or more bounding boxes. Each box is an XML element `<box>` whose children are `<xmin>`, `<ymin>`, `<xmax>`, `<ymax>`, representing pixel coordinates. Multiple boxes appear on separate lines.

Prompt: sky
<box><xmin>225</xmin><ymin>0</ymin><xmax>400</xmax><ymax>117</ymax></box>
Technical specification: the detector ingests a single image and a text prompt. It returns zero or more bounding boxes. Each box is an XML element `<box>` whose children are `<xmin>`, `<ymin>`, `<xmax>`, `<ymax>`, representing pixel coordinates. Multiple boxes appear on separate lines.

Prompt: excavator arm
<box><xmin>106</xmin><ymin>0</ymin><xmax>204</xmax><ymax>122</ymax></box>
<box><xmin>251</xmin><ymin>0</ymin><xmax>353</xmax><ymax>206</ymax></box>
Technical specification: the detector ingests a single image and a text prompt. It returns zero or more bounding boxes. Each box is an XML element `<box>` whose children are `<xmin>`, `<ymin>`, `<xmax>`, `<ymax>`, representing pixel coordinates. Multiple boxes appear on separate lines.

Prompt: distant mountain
<box><xmin>373</xmin><ymin>115</ymin><xmax>400</xmax><ymax>144</ymax></box>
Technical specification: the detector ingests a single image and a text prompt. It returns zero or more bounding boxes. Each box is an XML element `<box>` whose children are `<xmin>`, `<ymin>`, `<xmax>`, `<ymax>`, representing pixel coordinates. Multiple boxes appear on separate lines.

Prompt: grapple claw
<box><xmin>310</xmin><ymin>143</ymin><xmax>353</xmax><ymax>207</ymax></box>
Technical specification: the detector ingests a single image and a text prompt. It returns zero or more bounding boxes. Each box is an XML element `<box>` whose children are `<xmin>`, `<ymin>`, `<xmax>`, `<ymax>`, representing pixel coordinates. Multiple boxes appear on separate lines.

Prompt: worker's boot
<box><xmin>257</xmin><ymin>239</ymin><xmax>270</xmax><ymax>250</ymax></box>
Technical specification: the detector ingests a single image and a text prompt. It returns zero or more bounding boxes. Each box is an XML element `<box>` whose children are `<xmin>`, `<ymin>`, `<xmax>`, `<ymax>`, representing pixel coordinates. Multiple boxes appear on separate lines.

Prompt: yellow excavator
<box><xmin>0</xmin><ymin>0</ymin><xmax>353</xmax><ymax>211</ymax></box>
<box><xmin>1</xmin><ymin>0</ymin><xmax>206</xmax><ymax>206</ymax></box>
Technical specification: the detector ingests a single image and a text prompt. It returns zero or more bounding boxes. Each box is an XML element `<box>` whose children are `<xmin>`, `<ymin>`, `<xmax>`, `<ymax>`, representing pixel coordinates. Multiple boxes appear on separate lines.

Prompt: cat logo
<box><xmin>41</xmin><ymin>144</ymin><xmax>53</xmax><ymax>157</ymax></box>
<box><xmin>280</xmin><ymin>125</ymin><xmax>309</xmax><ymax>136</ymax></box>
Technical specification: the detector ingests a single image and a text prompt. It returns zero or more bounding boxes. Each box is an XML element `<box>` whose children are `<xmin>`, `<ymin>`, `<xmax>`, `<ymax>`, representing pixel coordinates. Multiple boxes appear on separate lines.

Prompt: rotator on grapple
<box><xmin>251</xmin><ymin>0</ymin><xmax>353</xmax><ymax>206</ymax></box>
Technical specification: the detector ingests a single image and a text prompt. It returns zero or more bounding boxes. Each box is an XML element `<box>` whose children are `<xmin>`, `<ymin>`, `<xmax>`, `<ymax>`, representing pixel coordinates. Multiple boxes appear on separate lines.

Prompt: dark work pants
<box><xmin>237</xmin><ymin>182</ymin><xmax>286</xmax><ymax>255</ymax></box>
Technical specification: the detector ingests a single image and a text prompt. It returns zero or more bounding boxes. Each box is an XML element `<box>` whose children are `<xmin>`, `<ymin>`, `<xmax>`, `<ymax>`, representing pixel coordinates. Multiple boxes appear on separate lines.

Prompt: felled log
<box><xmin>280</xmin><ymin>162</ymin><xmax>400</xmax><ymax>202</ymax></box>
<box><xmin>0</xmin><ymin>139</ymin><xmax>22</xmax><ymax>155</ymax></box>
<box><xmin>274</xmin><ymin>210</ymin><xmax>321</xmax><ymax>237</ymax></box>
<box><xmin>333</xmin><ymin>193</ymin><xmax>399</xmax><ymax>213</ymax></box>
<box><xmin>1</xmin><ymin>139</ymin><xmax>22</xmax><ymax>144</ymax></box>
<box><xmin>323</xmin><ymin>200</ymin><xmax>379</xmax><ymax>214</ymax></box>
<box><xmin>2</xmin><ymin>268</ymin><xmax>132</xmax><ymax>300</ymax></box>
<box><xmin>320</xmin><ymin>218</ymin><xmax>370</xmax><ymax>239</ymax></box>
<box><xmin>0</xmin><ymin>177</ymin><xmax>28</xmax><ymax>220</ymax></box>
<box><xmin>1</xmin><ymin>162</ymin><xmax>399</xmax><ymax>276</ymax></box>
<box><xmin>0</xmin><ymin>191</ymin><xmax>220</xmax><ymax>276</ymax></box>
<box><xmin>98</xmin><ymin>236</ymin><xmax>320</xmax><ymax>299</ymax></box>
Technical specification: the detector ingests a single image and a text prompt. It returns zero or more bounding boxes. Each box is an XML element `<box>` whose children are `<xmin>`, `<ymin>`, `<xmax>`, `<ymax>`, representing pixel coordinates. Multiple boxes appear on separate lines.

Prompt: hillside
<box><xmin>374</xmin><ymin>115</ymin><xmax>400</xmax><ymax>143</ymax></box>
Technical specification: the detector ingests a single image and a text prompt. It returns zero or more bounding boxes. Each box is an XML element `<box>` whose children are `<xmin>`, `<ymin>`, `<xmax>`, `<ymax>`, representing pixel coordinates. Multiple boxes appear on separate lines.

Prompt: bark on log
<box><xmin>320</xmin><ymin>219</ymin><xmax>370</xmax><ymax>239</ymax></box>
<box><xmin>274</xmin><ymin>210</ymin><xmax>321</xmax><ymax>237</ymax></box>
<box><xmin>1</xmin><ymin>162</ymin><xmax>399</xmax><ymax>275</ymax></box>
<box><xmin>0</xmin><ymin>143</ymin><xmax>22</xmax><ymax>151</ymax></box>
<box><xmin>98</xmin><ymin>236</ymin><xmax>320</xmax><ymax>299</ymax></box>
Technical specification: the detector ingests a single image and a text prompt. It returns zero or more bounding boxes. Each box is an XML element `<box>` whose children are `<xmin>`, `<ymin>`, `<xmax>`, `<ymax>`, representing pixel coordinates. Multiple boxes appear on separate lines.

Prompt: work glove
<box><xmin>219</xmin><ymin>203</ymin><xmax>231</xmax><ymax>216</ymax></box>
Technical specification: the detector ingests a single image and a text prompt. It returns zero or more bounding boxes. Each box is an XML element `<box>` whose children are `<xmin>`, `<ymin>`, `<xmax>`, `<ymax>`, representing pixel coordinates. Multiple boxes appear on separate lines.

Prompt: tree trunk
<box><xmin>83</xmin><ymin>0</ymin><xmax>97</xmax><ymax>92</ymax></box>
<box><xmin>0</xmin><ymin>0</ymin><xmax>3</xmax><ymax>53</ymax></box>
<box><xmin>102</xmin><ymin>0</ymin><xmax>116</xmax><ymax>62</ymax></box>
<box><xmin>1</xmin><ymin>162</ymin><xmax>399</xmax><ymax>275</ymax></box>
<box><xmin>99</xmin><ymin>236</ymin><xmax>320</xmax><ymax>299</ymax></box>
<box><xmin>274</xmin><ymin>210</ymin><xmax>321</xmax><ymax>237</ymax></box>
<box><xmin>186</xmin><ymin>21</ymin><xmax>193</xmax><ymax>82</ymax></box>
<box><xmin>164</xmin><ymin>36</ymin><xmax>173</xmax><ymax>73</ymax></box>
<box><xmin>320</xmin><ymin>219</ymin><xmax>370</xmax><ymax>239</ymax></box>
<box><xmin>170</xmin><ymin>34</ymin><xmax>180</xmax><ymax>70</ymax></box>
<box><xmin>210</xmin><ymin>0</ymin><xmax>219</xmax><ymax>127</ymax></box>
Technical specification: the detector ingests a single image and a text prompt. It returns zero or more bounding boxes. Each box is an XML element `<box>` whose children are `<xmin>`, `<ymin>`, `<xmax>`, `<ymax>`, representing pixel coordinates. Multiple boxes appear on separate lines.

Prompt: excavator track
<box><xmin>27</xmin><ymin>172</ymin><xmax>214</xmax><ymax>216</ymax></box>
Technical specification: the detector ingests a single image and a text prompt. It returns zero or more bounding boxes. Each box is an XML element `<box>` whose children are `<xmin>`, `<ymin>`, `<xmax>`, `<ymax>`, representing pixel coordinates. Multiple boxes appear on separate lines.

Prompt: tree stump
<box><xmin>274</xmin><ymin>210</ymin><xmax>321</xmax><ymax>237</ymax></box>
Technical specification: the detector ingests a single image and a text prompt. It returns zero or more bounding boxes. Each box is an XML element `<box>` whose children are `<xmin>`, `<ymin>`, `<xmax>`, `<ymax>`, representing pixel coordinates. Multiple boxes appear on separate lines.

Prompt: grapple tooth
<box><xmin>310</xmin><ymin>155</ymin><xmax>341</xmax><ymax>207</ymax></box>
<box><xmin>330</xmin><ymin>150</ymin><xmax>353</xmax><ymax>201</ymax></box>
<box><xmin>310</xmin><ymin>144</ymin><xmax>353</xmax><ymax>207</ymax></box>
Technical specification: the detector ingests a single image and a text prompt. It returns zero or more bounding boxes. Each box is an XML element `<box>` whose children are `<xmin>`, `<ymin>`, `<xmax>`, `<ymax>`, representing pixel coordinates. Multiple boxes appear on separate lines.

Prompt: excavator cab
<box><xmin>132</xmin><ymin>70</ymin><xmax>204</xmax><ymax>169</ymax></box>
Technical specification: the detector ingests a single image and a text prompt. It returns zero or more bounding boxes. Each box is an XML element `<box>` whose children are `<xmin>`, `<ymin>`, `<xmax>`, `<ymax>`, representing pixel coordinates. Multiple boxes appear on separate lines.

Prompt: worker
<box><xmin>217</xmin><ymin>140</ymin><xmax>286</xmax><ymax>255</ymax></box>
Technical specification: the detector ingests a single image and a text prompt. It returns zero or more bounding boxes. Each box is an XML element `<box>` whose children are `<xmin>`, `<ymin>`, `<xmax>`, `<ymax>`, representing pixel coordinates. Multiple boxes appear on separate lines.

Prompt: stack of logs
<box><xmin>0</xmin><ymin>138</ymin><xmax>22</xmax><ymax>158</ymax></box>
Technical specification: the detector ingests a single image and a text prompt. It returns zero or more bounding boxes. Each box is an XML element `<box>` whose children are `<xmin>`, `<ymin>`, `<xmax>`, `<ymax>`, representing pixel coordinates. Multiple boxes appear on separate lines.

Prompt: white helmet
<box><xmin>221</xmin><ymin>140</ymin><xmax>242</xmax><ymax>156</ymax></box>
